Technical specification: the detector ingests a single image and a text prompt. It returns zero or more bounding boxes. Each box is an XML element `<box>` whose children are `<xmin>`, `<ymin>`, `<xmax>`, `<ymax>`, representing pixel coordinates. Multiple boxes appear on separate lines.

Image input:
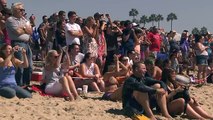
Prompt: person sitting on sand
<box><xmin>0</xmin><ymin>44</ymin><xmax>32</xmax><ymax>98</ymax></box>
<box><xmin>102</xmin><ymin>55</ymin><xmax>130</xmax><ymax>101</ymax></box>
<box><xmin>161</xmin><ymin>68</ymin><xmax>213</xmax><ymax>119</ymax></box>
<box><xmin>144</xmin><ymin>57</ymin><xmax>162</xmax><ymax>80</ymax></box>
<box><xmin>122</xmin><ymin>62</ymin><xmax>172</xmax><ymax>120</ymax></box>
<box><xmin>79</xmin><ymin>52</ymin><xmax>105</xmax><ymax>92</ymax></box>
<box><xmin>65</xmin><ymin>43</ymin><xmax>84</xmax><ymax>76</ymax></box>
<box><xmin>42</xmin><ymin>48</ymin><xmax>80</xmax><ymax>101</ymax></box>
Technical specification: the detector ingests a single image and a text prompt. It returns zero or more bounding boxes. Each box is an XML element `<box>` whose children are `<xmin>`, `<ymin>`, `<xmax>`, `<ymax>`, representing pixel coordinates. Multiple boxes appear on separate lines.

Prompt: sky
<box><xmin>7</xmin><ymin>0</ymin><xmax>213</xmax><ymax>33</ymax></box>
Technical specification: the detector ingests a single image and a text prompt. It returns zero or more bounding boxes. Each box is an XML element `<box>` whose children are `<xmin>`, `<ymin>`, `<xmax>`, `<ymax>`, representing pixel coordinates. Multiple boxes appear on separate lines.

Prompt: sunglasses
<box><xmin>53</xmin><ymin>55</ymin><xmax>59</xmax><ymax>58</ymax></box>
<box><xmin>88</xmin><ymin>57</ymin><xmax>94</xmax><ymax>60</ymax></box>
<box><xmin>19</xmin><ymin>9</ymin><xmax>25</xmax><ymax>12</ymax></box>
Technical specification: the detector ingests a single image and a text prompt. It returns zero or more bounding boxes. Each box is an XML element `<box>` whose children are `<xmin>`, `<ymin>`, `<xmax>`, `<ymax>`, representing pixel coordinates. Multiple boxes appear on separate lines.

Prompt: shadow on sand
<box><xmin>106</xmin><ymin>108</ymin><xmax>124</xmax><ymax>116</ymax></box>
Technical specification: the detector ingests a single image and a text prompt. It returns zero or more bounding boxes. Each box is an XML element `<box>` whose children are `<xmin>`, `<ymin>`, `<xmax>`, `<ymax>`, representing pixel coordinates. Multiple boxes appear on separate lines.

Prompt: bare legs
<box><xmin>132</xmin><ymin>83</ymin><xmax>171</xmax><ymax>120</ymax></box>
<box><xmin>151</xmin><ymin>84</ymin><xmax>172</xmax><ymax>118</ymax></box>
<box><xmin>59</xmin><ymin>75</ymin><xmax>79</xmax><ymax>101</ymax></box>
<box><xmin>133</xmin><ymin>91</ymin><xmax>156</xmax><ymax>120</ymax></box>
<box><xmin>109</xmin><ymin>86</ymin><xmax>123</xmax><ymax>101</ymax></box>
<box><xmin>90</xmin><ymin>79</ymin><xmax>105</xmax><ymax>92</ymax></box>
<box><xmin>197</xmin><ymin>65</ymin><xmax>207</xmax><ymax>82</ymax></box>
<box><xmin>189</xmin><ymin>99</ymin><xmax>213</xmax><ymax>119</ymax></box>
<box><xmin>167</xmin><ymin>98</ymin><xmax>204</xmax><ymax>119</ymax></box>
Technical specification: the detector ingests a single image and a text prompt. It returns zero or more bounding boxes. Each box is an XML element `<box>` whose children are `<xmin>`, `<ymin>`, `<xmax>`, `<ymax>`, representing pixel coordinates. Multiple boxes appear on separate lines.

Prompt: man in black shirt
<box><xmin>122</xmin><ymin>62</ymin><xmax>171</xmax><ymax>120</ymax></box>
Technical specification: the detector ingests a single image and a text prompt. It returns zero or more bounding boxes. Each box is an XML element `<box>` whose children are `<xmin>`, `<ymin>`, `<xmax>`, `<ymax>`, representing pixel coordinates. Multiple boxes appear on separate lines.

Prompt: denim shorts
<box><xmin>196</xmin><ymin>55</ymin><xmax>208</xmax><ymax>65</ymax></box>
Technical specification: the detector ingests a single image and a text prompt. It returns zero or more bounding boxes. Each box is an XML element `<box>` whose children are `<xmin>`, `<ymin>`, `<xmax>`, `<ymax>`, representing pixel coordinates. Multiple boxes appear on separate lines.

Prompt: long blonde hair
<box><xmin>45</xmin><ymin>50</ymin><xmax>57</xmax><ymax>66</ymax></box>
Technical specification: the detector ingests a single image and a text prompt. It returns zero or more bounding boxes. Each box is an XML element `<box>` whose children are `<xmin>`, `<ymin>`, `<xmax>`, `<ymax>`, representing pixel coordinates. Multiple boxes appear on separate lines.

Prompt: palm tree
<box><xmin>140</xmin><ymin>15</ymin><xmax>148</xmax><ymax>27</ymax></box>
<box><xmin>192</xmin><ymin>27</ymin><xmax>200</xmax><ymax>35</ymax></box>
<box><xmin>149</xmin><ymin>14</ymin><xmax>156</xmax><ymax>27</ymax></box>
<box><xmin>129</xmin><ymin>8</ymin><xmax>139</xmax><ymax>21</ymax></box>
<box><xmin>167</xmin><ymin>13</ymin><xmax>177</xmax><ymax>31</ymax></box>
<box><xmin>155</xmin><ymin>14</ymin><xmax>164</xmax><ymax>28</ymax></box>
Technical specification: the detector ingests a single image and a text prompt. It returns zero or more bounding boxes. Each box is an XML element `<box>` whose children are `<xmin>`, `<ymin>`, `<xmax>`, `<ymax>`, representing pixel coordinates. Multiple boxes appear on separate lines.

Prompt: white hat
<box><xmin>132</xmin><ymin>22</ymin><xmax>138</xmax><ymax>27</ymax></box>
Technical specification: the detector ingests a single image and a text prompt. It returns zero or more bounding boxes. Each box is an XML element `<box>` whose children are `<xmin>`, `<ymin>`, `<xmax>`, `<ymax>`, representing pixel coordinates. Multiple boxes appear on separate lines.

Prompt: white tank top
<box><xmin>195</xmin><ymin>43</ymin><xmax>208</xmax><ymax>56</ymax></box>
<box><xmin>84</xmin><ymin>63</ymin><xmax>95</xmax><ymax>75</ymax></box>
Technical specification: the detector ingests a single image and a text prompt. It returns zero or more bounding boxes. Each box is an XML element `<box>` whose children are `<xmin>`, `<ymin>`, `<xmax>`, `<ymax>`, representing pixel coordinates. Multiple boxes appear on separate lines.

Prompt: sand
<box><xmin>0</xmin><ymin>84</ymin><xmax>212</xmax><ymax>120</ymax></box>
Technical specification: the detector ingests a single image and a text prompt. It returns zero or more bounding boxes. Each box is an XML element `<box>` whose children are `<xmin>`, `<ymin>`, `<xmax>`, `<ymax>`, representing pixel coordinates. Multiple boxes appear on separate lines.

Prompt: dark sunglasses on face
<box><xmin>19</xmin><ymin>9</ymin><xmax>25</xmax><ymax>12</ymax></box>
<box><xmin>53</xmin><ymin>55</ymin><xmax>59</xmax><ymax>58</ymax></box>
<box><xmin>88</xmin><ymin>57</ymin><xmax>94</xmax><ymax>60</ymax></box>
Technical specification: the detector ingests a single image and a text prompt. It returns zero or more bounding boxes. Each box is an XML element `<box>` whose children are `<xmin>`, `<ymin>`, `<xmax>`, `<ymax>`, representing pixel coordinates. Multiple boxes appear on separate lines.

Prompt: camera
<box><xmin>18</xmin><ymin>47</ymin><xmax>23</xmax><ymax>51</ymax></box>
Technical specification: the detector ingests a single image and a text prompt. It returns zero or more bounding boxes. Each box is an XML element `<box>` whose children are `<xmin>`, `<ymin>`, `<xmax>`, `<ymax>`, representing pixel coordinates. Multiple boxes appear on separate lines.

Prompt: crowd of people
<box><xmin>0</xmin><ymin>1</ymin><xmax>213</xmax><ymax>120</ymax></box>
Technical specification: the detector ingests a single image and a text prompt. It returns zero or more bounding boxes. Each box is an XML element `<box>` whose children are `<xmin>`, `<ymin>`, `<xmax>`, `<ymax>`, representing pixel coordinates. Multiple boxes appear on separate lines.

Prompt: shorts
<box><xmin>45</xmin><ymin>80</ymin><xmax>63</xmax><ymax>95</ymax></box>
<box><xmin>196</xmin><ymin>55</ymin><xmax>208</xmax><ymax>65</ymax></box>
<box><xmin>102</xmin><ymin>92</ymin><xmax>113</xmax><ymax>100</ymax></box>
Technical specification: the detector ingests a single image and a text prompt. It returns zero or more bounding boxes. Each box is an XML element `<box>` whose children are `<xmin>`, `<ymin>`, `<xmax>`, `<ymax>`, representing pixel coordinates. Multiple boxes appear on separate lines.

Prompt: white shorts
<box><xmin>45</xmin><ymin>80</ymin><xmax>63</xmax><ymax>95</ymax></box>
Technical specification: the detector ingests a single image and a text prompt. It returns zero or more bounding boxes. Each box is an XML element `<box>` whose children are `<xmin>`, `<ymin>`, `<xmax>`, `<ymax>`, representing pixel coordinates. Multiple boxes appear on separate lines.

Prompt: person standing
<box><xmin>38</xmin><ymin>15</ymin><xmax>49</xmax><ymax>60</ymax></box>
<box><xmin>194</xmin><ymin>34</ymin><xmax>209</xmax><ymax>83</ymax></box>
<box><xmin>147</xmin><ymin>26</ymin><xmax>162</xmax><ymax>58</ymax></box>
<box><xmin>0</xmin><ymin>0</ymin><xmax>7</xmax><ymax>46</ymax></box>
<box><xmin>65</xmin><ymin>11</ymin><xmax>83</xmax><ymax>46</ymax></box>
<box><xmin>0</xmin><ymin>0</ymin><xmax>7</xmax><ymax>11</ymax></box>
<box><xmin>6</xmin><ymin>2</ymin><xmax>33</xmax><ymax>86</ymax></box>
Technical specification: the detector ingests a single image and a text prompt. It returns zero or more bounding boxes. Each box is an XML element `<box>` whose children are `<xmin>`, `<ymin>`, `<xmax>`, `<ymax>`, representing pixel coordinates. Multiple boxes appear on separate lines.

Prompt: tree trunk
<box><xmin>170</xmin><ymin>20</ymin><xmax>173</xmax><ymax>31</ymax></box>
<box><xmin>158</xmin><ymin>21</ymin><xmax>160</xmax><ymax>28</ymax></box>
<box><xmin>143</xmin><ymin>23</ymin><xmax>145</xmax><ymax>27</ymax></box>
<box><xmin>152</xmin><ymin>21</ymin><xmax>154</xmax><ymax>27</ymax></box>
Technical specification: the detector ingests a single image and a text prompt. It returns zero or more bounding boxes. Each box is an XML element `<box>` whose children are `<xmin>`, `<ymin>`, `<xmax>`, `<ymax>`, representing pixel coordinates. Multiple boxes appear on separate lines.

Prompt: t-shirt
<box><xmin>148</xmin><ymin>32</ymin><xmax>162</xmax><ymax>52</ymax></box>
<box><xmin>43</xmin><ymin>65</ymin><xmax>64</xmax><ymax>84</ymax></box>
<box><xmin>6</xmin><ymin>16</ymin><xmax>31</xmax><ymax>41</ymax></box>
<box><xmin>65</xmin><ymin>23</ymin><xmax>81</xmax><ymax>45</ymax></box>
<box><xmin>71</xmin><ymin>53</ymin><xmax>84</xmax><ymax>65</ymax></box>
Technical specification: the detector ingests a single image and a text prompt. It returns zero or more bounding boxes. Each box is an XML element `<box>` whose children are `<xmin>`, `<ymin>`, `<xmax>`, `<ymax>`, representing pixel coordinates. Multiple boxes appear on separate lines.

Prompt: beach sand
<box><xmin>0</xmin><ymin>84</ymin><xmax>212</xmax><ymax>120</ymax></box>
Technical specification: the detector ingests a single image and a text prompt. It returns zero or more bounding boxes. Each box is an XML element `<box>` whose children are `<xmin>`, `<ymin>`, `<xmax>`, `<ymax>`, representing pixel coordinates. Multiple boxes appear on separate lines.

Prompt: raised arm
<box><xmin>0</xmin><ymin>54</ymin><xmax>13</xmax><ymax>67</ymax></box>
<box><xmin>83</xmin><ymin>25</ymin><xmax>97</xmax><ymax>38</ymax></box>
<box><xmin>61</xmin><ymin>47</ymin><xmax>71</xmax><ymax>69</ymax></box>
<box><xmin>13</xmin><ymin>48</ymin><xmax>29</xmax><ymax>68</ymax></box>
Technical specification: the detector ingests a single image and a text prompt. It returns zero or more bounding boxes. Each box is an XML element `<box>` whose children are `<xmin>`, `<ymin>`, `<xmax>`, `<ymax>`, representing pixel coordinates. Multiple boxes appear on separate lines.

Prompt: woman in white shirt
<box><xmin>194</xmin><ymin>34</ymin><xmax>209</xmax><ymax>83</ymax></box>
<box><xmin>79</xmin><ymin>52</ymin><xmax>105</xmax><ymax>92</ymax></box>
<box><xmin>43</xmin><ymin>48</ymin><xmax>80</xmax><ymax>101</ymax></box>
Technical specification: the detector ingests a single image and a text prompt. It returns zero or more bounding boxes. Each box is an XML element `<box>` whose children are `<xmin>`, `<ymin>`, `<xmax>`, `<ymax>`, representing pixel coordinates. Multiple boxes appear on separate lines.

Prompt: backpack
<box><xmin>32</xmin><ymin>27</ymin><xmax>40</xmax><ymax>42</ymax></box>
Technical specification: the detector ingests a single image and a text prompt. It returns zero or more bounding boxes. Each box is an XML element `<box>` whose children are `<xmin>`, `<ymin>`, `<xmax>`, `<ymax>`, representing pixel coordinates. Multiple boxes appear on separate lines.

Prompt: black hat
<box><xmin>94</xmin><ymin>12</ymin><xmax>103</xmax><ymax>18</ymax></box>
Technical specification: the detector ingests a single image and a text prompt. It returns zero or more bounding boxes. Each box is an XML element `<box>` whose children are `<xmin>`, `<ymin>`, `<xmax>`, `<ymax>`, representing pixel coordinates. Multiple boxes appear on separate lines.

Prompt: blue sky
<box><xmin>7</xmin><ymin>0</ymin><xmax>213</xmax><ymax>33</ymax></box>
